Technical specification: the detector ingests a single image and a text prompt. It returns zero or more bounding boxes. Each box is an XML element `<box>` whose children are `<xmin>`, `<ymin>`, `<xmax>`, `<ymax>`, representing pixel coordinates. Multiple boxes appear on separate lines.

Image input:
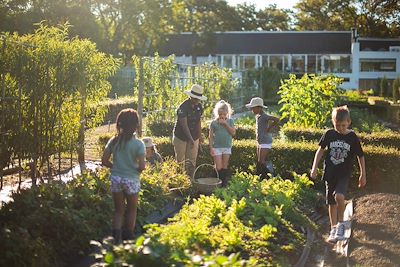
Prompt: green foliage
<box><xmin>133</xmin><ymin>55</ymin><xmax>236</xmax><ymax>125</ymax></box>
<box><xmin>95</xmin><ymin>172</ymin><xmax>316</xmax><ymax>266</ymax></box>
<box><xmin>380</xmin><ymin>75</ymin><xmax>389</xmax><ymax>97</ymax></box>
<box><xmin>393</xmin><ymin>77</ymin><xmax>400</xmax><ymax>101</ymax></box>
<box><xmin>0</xmin><ymin>170</ymin><xmax>113</xmax><ymax>267</ymax></box>
<box><xmin>242</xmin><ymin>67</ymin><xmax>289</xmax><ymax>99</ymax></box>
<box><xmin>147</xmin><ymin>137</ymin><xmax>400</xmax><ymax>194</ymax></box>
<box><xmin>0</xmin><ymin>23</ymin><xmax>120</xmax><ymax>169</ymax></box>
<box><xmin>0</xmin><ymin>159</ymin><xmax>190</xmax><ymax>267</ymax></box>
<box><xmin>281</xmin><ymin>126</ymin><xmax>400</xmax><ymax>149</ymax></box>
<box><xmin>278</xmin><ymin>74</ymin><xmax>342</xmax><ymax>128</ymax></box>
<box><xmin>337</xmin><ymin>89</ymin><xmax>369</xmax><ymax>105</ymax></box>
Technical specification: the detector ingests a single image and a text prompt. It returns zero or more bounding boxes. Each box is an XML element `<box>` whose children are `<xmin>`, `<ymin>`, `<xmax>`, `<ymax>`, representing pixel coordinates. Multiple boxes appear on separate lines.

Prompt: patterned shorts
<box><xmin>110</xmin><ymin>175</ymin><xmax>140</xmax><ymax>195</ymax></box>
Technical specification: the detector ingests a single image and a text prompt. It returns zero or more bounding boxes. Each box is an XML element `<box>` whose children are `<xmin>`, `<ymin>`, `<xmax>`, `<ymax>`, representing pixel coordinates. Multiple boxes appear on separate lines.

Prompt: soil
<box><xmin>349</xmin><ymin>193</ymin><xmax>400</xmax><ymax>267</ymax></box>
<box><xmin>308</xmin><ymin>193</ymin><xmax>400</xmax><ymax>267</ymax></box>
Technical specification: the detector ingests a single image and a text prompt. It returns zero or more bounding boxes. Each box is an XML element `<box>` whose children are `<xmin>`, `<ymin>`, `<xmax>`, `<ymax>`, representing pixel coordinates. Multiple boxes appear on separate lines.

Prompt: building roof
<box><xmin>158</xmin><ymin>31</ymin><xmax>352</xmax><ymax>56</ymax></box>
<box><xmin>359</xmin><ymin>38</ymin><xmax>400</xmax><ymax>51</ymax></box>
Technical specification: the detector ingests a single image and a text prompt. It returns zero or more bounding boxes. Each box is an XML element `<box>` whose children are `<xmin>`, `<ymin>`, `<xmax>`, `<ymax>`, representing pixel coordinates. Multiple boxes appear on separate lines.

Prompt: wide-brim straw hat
<box><xmin>245</xmin><ymin>97</ymin><xmax>267</xmax><ymax>109</ymax></box>
<box><xmin>142</xmin><ymin>137</ymin><xmax>155</xmax><ymax>148</ymax></box>
<box><xmin>185</xmin><ymin>84</ymin><xmax>207</xmax><ymax>101</ymax></box>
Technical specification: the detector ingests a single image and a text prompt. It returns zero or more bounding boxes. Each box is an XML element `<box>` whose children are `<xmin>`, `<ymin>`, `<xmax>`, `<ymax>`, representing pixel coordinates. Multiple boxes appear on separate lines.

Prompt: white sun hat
<box><xmin>185</xmin><ymin>84</ymin><xmax>207</xmax><ymax>101</ymax></box>
<box><xmin>245</xmin><ymin>97</ymin><xmax>267</xmax><ymax>109</ymax></box>
<box><xmin>142</xmin><ymin>137</ymin><xmax>155</xmax><ymax>148</ymax></box>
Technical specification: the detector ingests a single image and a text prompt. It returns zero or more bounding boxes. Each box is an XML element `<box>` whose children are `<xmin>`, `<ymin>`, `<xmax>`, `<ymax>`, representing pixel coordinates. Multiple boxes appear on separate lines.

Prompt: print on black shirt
<box><xmin>319</xmin><ymin>129</ymin><xmax>364</xmax><ymax>178</ymax></box>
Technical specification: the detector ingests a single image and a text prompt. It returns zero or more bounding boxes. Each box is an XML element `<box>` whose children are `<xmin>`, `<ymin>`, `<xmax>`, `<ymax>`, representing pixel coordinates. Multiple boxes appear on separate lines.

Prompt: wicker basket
<box><xmin>192</xmin><ymin>164</ymin><xmax>222</xmax><ymax>195</ymax></box>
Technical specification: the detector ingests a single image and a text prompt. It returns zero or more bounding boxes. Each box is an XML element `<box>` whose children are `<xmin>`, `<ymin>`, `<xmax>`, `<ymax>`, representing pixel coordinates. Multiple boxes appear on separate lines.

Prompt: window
<box><xmin>292</xmin><ymin>55</ymin><xmax>306</xmax><ymax>73</ymax></box>
<box><xmin>239</xmin><ymin>56</ymin><xmax>256</xmax><ymax>70</ymax></box>
<box><xmin>270</xmin><ymin>55</ymin><xmax>283</xmax><ymax>71</ymax></box>
<box><xmin>222</xmin><ymin>55</ymin><xmax>233</xmax><ymax>68</ymax></box>
<box><xmin>307</xmin><ymin>55</ymin><xmax>317</xmax><ymax>73</ymax></box>
<box><xmin>262</xmin><ymin>55</ymin><xmax>269</xmax><ymax>67</ymax></box>
<box><xmin>360</xmin><ymin>59</ymin><xmax>396</xmax><ymax>72</ymax></box>
<box><xmin>390</xmin><ymin>46</ymin><xmax>400</xmax><ymax>52</ymax></box>
<box><xmin>321</xmin><ymin>55</ymin><xmax>351</xmax><ymax>73</ymax></box>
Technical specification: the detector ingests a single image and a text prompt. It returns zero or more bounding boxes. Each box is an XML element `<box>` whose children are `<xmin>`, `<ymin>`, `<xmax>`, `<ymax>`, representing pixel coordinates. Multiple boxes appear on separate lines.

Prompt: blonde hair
<box><xmin>332</xmin><ymin>105</ymin><xmax>350</xmax><ymax>122</ymax></box>
<box><xmin>213</xmin><ymin>100</ymin><xmax>233</xmax><ymax>119</ymax></box>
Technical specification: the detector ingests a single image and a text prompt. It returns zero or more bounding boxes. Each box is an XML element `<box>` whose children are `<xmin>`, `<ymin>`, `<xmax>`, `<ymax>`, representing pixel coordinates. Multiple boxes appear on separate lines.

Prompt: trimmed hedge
<box><xmin>281</xmin><ymin>126</ymin><xmax>400</xmax><ymax>149</ymax></box>
<box><xmin>146</xmin><ymin>120</ymin><xmax>255</xmax><ymax>140</ymax></box>
<box><xmin>98</xmin><ymin>135</ymin><xmax>400</xmax><ymax>194</ymax></box>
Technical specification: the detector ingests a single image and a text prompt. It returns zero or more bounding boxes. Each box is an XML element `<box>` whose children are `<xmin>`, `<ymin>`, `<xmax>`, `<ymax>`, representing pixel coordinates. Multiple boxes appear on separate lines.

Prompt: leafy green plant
<box><xmin>0</xmin><ymin>23</ymin><xmax>120</xmax><ymax>172</ymax></box>
<box><xmin>278</xmin><ymin>74</ymin><xmax>342</xmax><ymax>128</ymax></box>
<box><xmin>95</xmin><ymin>172</ymin><xmax>316</xmax><ymax>266</ymax></box>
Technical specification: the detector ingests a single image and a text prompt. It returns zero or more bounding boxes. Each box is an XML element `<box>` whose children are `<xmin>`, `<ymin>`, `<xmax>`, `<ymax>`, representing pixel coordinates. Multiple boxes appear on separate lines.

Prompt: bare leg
<box><xmin>222</xmin><ymin>154</ymin><xmax>230</xmax><ymax>169</ymax></box>
<box><xmin>213</xmin><ymin>154</ymin><xmax>223</xmax><ymax>171</ymax></box>
<box><xmin>258</xmin><ymin>148</ymin><xmax>268</xmax><ymax>164</ymax></box>
<box><xmin>335</xmin><ymin>193</ymin><xmax>345</xmax><ymax>222</ymax></box>
<box><xmin>329</xmin><ymin>204</ymin><xmax>338</xmax><ymax>228</ymax></box>
<box><xmin>125</xmin><ymin>193</ymin><xmax>139</xmax><ymax>233</ymax></box>
<box><xmin>112</xmin><ymin>192</ymin><xmax>125</xmax><ymax>229</ymax></box>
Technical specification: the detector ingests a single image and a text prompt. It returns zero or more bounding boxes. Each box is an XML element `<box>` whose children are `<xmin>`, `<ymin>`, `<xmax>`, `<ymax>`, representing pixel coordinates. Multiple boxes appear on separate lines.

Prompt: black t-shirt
<box><xmin>173</xmin><ymin>99</ymin><xmax>203</xmax><ymax>141</ymax></box>
<box><xmin>319</xmin><ymin>129</ymin><xmax>364</xmax><ymax>178</ymax></box>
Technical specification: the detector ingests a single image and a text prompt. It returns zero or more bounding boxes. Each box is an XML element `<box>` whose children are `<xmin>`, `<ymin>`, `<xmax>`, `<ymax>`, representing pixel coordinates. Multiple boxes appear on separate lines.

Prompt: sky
<box><xmin>226</xmin><ymin>0</ymin><xmax>299</xmax><ymax>10</ymax></box>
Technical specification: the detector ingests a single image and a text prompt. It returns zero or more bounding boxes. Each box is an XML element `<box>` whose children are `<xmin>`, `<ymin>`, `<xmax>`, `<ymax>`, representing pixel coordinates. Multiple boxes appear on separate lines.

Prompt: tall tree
<box><xmin>257</xmin><ymin>4</ymin><xmax>293</xmax><ymax>31</ymax></box>
<box><xmin>92</xmin><ymin>0</ymin><xmax>172</xmax><ymax>59</ymax></box>
<box><xmin>294</xmin><ymin>0</ymin><xmax>399</xmax><ymax>37</ymax></box>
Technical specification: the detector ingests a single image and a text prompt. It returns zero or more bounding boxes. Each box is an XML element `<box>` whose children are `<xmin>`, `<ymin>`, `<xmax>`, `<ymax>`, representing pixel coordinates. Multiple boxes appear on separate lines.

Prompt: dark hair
<box><xmin>112</xmin><ymin>108</ymin><xmax>139</xmax><ymax>149</ymax></box>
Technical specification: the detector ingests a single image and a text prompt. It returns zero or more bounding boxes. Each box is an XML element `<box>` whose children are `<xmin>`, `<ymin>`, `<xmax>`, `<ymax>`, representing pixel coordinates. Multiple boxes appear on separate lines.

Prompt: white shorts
<box><xmin>110</xmin><ymin>175</ymin><xmax>140</xmax><ymax>195</ymax></box>
<box><xmin>258</xmin><ymin>143</ymin><xmax>272</xmax><ymax>149</ymax></box>
<box><xmin>212</xmin><ymin>147</ymin><xmax>232</xmax><ymax>156</ymax></box>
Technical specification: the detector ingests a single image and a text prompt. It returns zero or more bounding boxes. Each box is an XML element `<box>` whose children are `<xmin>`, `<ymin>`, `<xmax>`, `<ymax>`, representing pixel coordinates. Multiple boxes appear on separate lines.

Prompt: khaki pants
<box><xmin>173</xmin><ymin>135</ymin><xmax>199</xmax><ymax>180</ymax></box>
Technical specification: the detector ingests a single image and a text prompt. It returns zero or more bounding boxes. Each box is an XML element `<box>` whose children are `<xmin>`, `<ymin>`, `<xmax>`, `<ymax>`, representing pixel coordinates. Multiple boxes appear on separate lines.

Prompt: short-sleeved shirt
<box><xmin>319</xmin><ymin>129</ymin><xmax>364</xmax><ymax>179</ymax></box>
<box><xmin>256</xmin><ymin>111</ymin><xmax>273</xmax><ymax>144</ymax></box>
<box><xmin>147</xmin><ymin>152</ymin><xmax>163</xmax><ymax>165</ymax></box>
<box><xmin>210</xmin><ymin>118</ymin><xmax>234</xmax><ymax>148</ymax></box>
<box><xmin>173</xmin><ymin>99</ymin><xmax>203</xmax><ymax>141</ymax></box>
<box><xmin>105</xmin><ymin>136</ymin><xmax>145</xmax><ymax>181</ymax></box>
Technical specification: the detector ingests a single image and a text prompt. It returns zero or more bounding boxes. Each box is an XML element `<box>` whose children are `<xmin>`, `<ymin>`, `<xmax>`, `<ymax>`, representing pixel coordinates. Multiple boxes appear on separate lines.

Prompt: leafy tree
<box><xmin>278</xmin><ymin>74</ymin><xmax>343</xmax><ymax>128</ymax></box>
<box><xmin>294</xmin><ymin>0</ymin><xmax>357</xmax><ymax>31</ymax></box>
<box><xmin>294</xmin><ymin>0</ymin><xmax>399</xmax><ymax>37</ymax></box>
<box><xmin>257</xmin><ymin>4</ymin><xmax>293</xmax><ymax>31</ymax></box>
<box><xmin>92</xmin><ymin>0</ymin><xmax>172</xmax><ymax>60</ymax></box>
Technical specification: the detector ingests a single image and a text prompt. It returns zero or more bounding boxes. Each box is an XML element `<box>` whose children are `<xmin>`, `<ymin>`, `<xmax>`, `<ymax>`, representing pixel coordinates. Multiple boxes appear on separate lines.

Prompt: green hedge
<box><xmin>146</xmin><ymin>120</ymin><xmax>255</xmax><ymax>140</ymax></box>
<box><xmin>98</xmin><ymin>135</ymin><xmax>400</xmax><ymax>193</ymax></box>
<box><xmin>281</xmin><ymin>126</ymin><xmax>400</xmax><ymax>149</ymax></box>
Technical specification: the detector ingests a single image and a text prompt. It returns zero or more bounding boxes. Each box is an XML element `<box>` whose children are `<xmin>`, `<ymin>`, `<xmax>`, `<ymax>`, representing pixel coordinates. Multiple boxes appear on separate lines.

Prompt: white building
<box><xmin>158</xmin><ymin>30</ymin><xmax>400</xmax><ymax>90</ymax></box>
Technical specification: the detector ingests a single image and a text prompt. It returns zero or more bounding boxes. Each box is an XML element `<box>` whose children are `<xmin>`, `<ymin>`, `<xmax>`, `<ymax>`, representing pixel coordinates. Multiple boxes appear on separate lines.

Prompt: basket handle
<box><xmin>192</xmin><ymin>163</ymin><xmax>219</xmax><ymax>181</ymax></box>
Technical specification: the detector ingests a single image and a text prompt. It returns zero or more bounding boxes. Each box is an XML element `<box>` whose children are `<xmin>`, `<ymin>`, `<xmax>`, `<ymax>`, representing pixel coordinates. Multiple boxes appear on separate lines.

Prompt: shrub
<box><xmin>98</xmin><ymin>135</ymin><xmax>400</xmax><ymax>193</ymax></box>
<box><xmin>278</xmin><ymin>74</ymin><xmax>342</xmax><ymax>128</ymax></box>
<box><xmin>281</xmin><ymin>126</ymin><xmax>400</xmax><ymax>149</ymax></box>
<box><xmin>152</xmin><ymin>137</ymin><xmax>400</xmax><ymax>194</ymax></box>
<box><xmin>0</xmin><ymin>159</ymin><xmax>190</xmax><ymax>267</ymax></box>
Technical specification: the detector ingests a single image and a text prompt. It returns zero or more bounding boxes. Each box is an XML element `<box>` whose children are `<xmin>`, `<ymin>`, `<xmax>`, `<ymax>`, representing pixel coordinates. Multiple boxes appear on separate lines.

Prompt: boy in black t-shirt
<box><xmin>310</xmin><ymin>106</ymin><xmax>366</xmax><ymax>243</ymax></box>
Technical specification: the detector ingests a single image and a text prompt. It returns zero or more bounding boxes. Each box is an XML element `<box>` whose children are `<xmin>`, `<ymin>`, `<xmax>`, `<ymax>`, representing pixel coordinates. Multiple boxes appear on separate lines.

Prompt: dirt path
<box><xmin>308</xmin><ymin>193</ymin><xmax>400</xmax><ymax>267</ymax></box>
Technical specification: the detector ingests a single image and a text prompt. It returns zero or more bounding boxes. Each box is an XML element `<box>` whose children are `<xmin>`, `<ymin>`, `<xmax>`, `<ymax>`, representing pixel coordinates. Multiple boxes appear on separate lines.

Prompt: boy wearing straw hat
<box><xmin>173</xmin><ymin>84</ymin><xmax>207</xmax><ymax>178</ymax></box>
<box><xmin>245</xmin><ymin>97</ymin><xmax>280</xmax><ymax>179</ymax></box>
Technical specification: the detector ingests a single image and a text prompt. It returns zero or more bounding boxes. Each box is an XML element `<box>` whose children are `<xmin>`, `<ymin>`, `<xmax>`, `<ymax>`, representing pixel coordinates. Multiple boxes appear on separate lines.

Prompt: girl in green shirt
<box><xmin>102</xmin><ymin>108</ymin><xmax>146</xmax><ymax>244</ymax></box>
<box><xmin>209</xmin><ymin>100</ymin><xmax>236</xmax><ymax>186</ymax></box>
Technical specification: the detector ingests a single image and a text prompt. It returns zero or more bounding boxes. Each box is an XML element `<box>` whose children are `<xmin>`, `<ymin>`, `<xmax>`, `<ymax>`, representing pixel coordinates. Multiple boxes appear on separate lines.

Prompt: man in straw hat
<box><xmin>173</xmin><ymin>84</ymin><xmax>207</xmax><ymax>179</ymax></box>
<box><xmin>245</xmin><ymin>97</ymin><xmax>280</xmax><ymax>179</ymax></box>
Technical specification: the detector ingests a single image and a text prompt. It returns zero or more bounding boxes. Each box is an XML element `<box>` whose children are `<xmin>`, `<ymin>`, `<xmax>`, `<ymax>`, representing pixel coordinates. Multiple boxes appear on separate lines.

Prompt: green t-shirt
<box><xmin>209</xmin><ymin>118</ymin><xmax>234</xmax><ymax>148</ymax></box>
<box><xmin>105</xmin><ymin>136</ymin><xmax>145</xmax><ymax>181</ymax></box>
